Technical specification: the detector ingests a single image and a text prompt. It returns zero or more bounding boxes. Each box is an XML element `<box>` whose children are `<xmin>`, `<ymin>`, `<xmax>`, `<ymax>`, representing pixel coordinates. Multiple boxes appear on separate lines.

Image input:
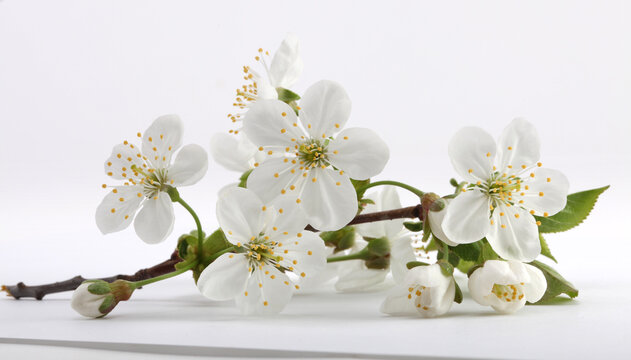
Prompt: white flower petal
<box><xmin>442</xmin><ymin>190</ymin><xmax>491</xmax><ymax>244</ymax></box>
<box><xmin>169</xmin><ymin>144</ymin><xmax>208</xmax><ymax>187</ymax></box>
<box><xmin>328</xmin><ymin>127</ymin><xmax>390</xmax><ymax>181</ymax></box>
<box><xmin>269</xmin><ymin>33</ymin><xmax>303</xmax><ymax>89</ymax></box>
<box><xmin>468</xmin><ymin>260</ymin><xmax>511</xmax><ymax>306</ymax></box>
<box><xmin>519</xmin><ymin>168</ymin><xmax>569</xmax><ymax>216</ymax></box>
<box><xmin>234</xmin><ymin>265</ymin><xmax>293</xmax><ymax>315</ymax></box>
<box><xmin>197</xmin><ymin>253</ymin><xmax>249</xmax><ymax>301</ymax></box>
<box><xmin>279</xmin><ymin>231</ymin><xmax>327</xmax><ymax>276</ymax></box>
<box><xmin>142</xmin><ymin>114</ymin><xmax>183</xmax><ymax>169</ymax></box>
<box><xmin>209</xmin><ymin>133</ymin><xmax>257</xmax><ymax>173</ymax></box>
<box><xmin>103</xmin><ymin>143</ymin><xmax>144</xmax><ymax>180</ymax></box>
<box><xmin>266</xmin><ymin>196</ymin><xmax>309</xmax><ymax>239</ymax></box>
<box><xmin>523</xmin><ymin>263</ymin><xmax>547</xmax><ymax>303</ymax></box>
<box><xmin>380</xmin><ymin>285</ymin><xmax>418</xmax><ymax>315</ymax></box>
<box><xmin>246</xmin><ymin>157</ymin><xmax>300</xmax><ymax>203</ymax></box>
<box><xmin>95</xmin><ymin>185</ymin><xmax>144</xmax><ymax>234</ymax></box>
<box><xmin>497</xmin><ymin>118</ymin><xmax>540</xmax><ymax>173</ymax></box>
<box><xmin>390</xmin><ymin>234</ymin><xmax>417</xmax><ymax>283</ymax></box>
<box><xmin>299</xmin><ymin>80</ymin><xmax>351</xmax><ymax>139</ymax></box>
<box><xmin>355</xmin><ymin>187</ymin><xmax>402</xmax><ymax>240</ymax></box>
<box><xmin>242</xmin><ymin>100</ymin><xmax>302</xmax><ymax>148</ymax></box>
<box><xmin>426</xmin><ymin>198</ymin><xmax>458</xmax><ymax>246</ymax></box>
<box><xmin>71</xmin><ymin>283</ymin><xmax>108</xmax><ymax>318</ymax></box>
<box><xmin>448</xmin><ymin>126</ymin><xmax>496</xmax><ymax>182</ymax></box>
<box><xmin>487</xmin><ymin>205</ymin><xmax>540</xmax><ymax>262</ymax></box>
<box><xmin>133</xmin><ymin>191</ymin><xmax>175</xmax><ymax>244</ymax></box>
<box><xmin>300</xmin><ymin>168</ymin><xmax>357</xmax><ymax>231</ymax></box>
<box><xmin>216</xmin><ymin>187</ymin><xmax>265</xmax><ymax>245</ymax></box>
<box><xmin>335</xmin><ymin>268</ymin><xmax>388</xmax><ymax>292</ymax></box>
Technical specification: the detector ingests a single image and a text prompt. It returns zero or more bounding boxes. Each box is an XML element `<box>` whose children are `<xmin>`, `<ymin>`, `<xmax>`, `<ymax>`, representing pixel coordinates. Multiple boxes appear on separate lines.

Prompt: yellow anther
<box><xmin>547</xmin><ymin>177</ymin><xmax>551</xmax><ymax>182</ymax></box>
<box><xmin>281</xmin><ymin>112</ymin><xmax>287</xmax><ymax>117</ymax></box>
<box><xmin>539</xmin><ymin>192</ymin><xmax>544</xmax><ymax>197</ymax></box>
<box><xmin>468</xmin><ymin>169</ymin><xmax>473</xmax><ymax>174</ymax></box>
<box><xmin>508</xmin><ymin>146</ymin><xmax>513</xmax><ymax>150</ymax></box>
<box><xmin>296</xmin><ymin>198</ymin><xmax>301</xmax><ymax>203</ymax></box>
<box><xmin>536</xmin><ymin>221</ymin><xmax>542</xmax><ymax>226</ymax></box>
<box><xmin>537</xmin><ymin>162</ymin><xmax>542</xmax><ymax>167</ymax></box>
<box><xmin>514</xmin><ymin>214</ymin><xmax>519</xmax><ymax>218</ymax></box>
<box><xmin>544</xmin><ymin>212</ymin><xmax>549</xmax><ymax>217</ymax></box>
<box><xmin>300</xmin><ymin>272</ymin><xmax>306</xmax><ymax>277</ymax></box>
<box><xmin>343</xmin><ymin>136</ymin><xmax>348</xmax><ymax>140</ymax></box>
<box><xmin>262</xmin><ymin>206</ymin><xmax>267</xmax><ymax>211</ymax></box>
<box><xmin>486</xmin><ymin>152</ymin><xmax>491</xmax><ymax>157</ymax></box>
<box><xmin>110</xmin><ymin>208</ymin><xmax>116</xmax><ymax>213</ymax></box>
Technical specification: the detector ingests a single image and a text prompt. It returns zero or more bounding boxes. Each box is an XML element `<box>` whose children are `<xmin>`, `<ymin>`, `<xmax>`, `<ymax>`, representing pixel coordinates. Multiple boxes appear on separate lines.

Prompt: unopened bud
<box><xmin>71</xmin><ymin>280</ymin><xmax>134</xmax><ymax>318</ymax></box>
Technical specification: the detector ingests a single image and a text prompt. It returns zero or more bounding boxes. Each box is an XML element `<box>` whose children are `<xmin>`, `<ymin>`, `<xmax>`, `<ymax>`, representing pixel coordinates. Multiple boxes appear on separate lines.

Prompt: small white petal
<box><xmin>328</xmin><ymin>127</ymin><xmax>389</xmax><ymax>180</ymax></box>
<box><xmin>300</xmin><ymin>168</ymin><xmax>357</xmax><ymax>231</ymax></box>
<box><xmin>390</xmin><ymin>234</ymin><xmax>417</xmax><ymax>283</ymax></box>
<box><xmin>95</xmin><ymin>185</ymin><xmax>144</xmax><ymax>234</ymax></box>
<box><xmin>497</xmin><ymin>118</ymin><xmax>540</xmax><ymax>173</ymax></box>
<box><xmin>242</xmin><ymin>100</ymin><xmax>302</xmax><ymax>148</ymax></box>
<box><xmin>380</xmin><ymin>284</ymin><xmax>418</xmax><ymax>315</ymax></box>
<box><xmin>299</xmin><ymin>80</ymin><xmax>351</xmax><ymax>139</ymax></box>
<box><xmin>269</xmin><ymin>33</ymin><xmax>303</xmax><ymax>89</ymax></box>
<box><xmin>142</xmin><ymin>114</ymin><xmax>183</xmax><ymax>169</ymax></box>
<box><xmin>279</xmin><ymin>231</ymin><xmax>327</xmax><ymax>275</ymax></box>
<box><xmin>197</xmin><ymin>253</ymin><xmax>249</xmax><ymax>301</ymax></box>
<box><xmin>426</xmin><ymin>198</ymin><xmax>458</xmax><ymax>246</ymax></box>
<box><xmin>487</xmin><ymin>205</ymin><xmax>540</xmax><ymax>262</ymax></box>
<box><xmin>71</xmin><ymin>283</ymin><xmax>108</xmax><ymax>318</ymax></box>
<box><xmin>448</xmin><ymin>126</ymin><xmax>496</xmax><ymax>182</ymax></box>
<box><xmin>235</xmin><ymin>265</ymin><xmax>293</xmax><ymax>315</ymax></box>
<box><xmin>267</xmin><ymin>196</ymin><xmax>309</xmax><ymax>238</ymax></box>
<box><xmin>103</xmin><ymin>143</ymin><xmax>144</xmax><ymax>180</ymax></box>
<box><xmin>442</xmin><ymin>190</ymin><xmax>491</xmax><ymax>244</ymax></box>
<box><xmin>209</xmin><ymin>133</ymin><xmax>257</xmax><ymax>173</ymax></box>
<box><xmin>216</xmin><ymin>187</ymin><xmax>265</xmax><ymax>245</ymax></box>
<box><xmin>335</xmin><ymin>268</ymin><xmax>388</xmax><ymax>292</ymax></box>
<box><xmin>133</xmin><ymin>191</ymin><xmax>175</xmax><ymax>244</ymax></box>
<box><xmin>355</xmin><ymin>186</ymin><xmax>402</xmax><ymax>240</ymax></box>
<box><xmin>520</xmin><ymin>168</ymin><xmax>569</xmax><ymax>216</ymax></box>
<box><xmin>246</xmin><ymin>157</ymin><xmax>300</xmax><ymax>203</ymax></box>
<box><xmin>523</xmin><ymin>263</ymin><xmax>547</xmax><ymax>303</ymax></box>
<box><xmin>169</xmin><ymin>144</ymin><xmax>208</xmax><ymax>187</ymax></box>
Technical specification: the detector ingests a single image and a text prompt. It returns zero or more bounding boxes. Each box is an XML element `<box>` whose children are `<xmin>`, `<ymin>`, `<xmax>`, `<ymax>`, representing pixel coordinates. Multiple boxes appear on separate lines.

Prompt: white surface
<box><xmin>0</xmin><ymin>1</ymin><xmax>630</xmax><ymax>359</ymax></box>
<box><xmin>2</xmin><ymin>275</ymin><xmax>631</xmax><ymax>359</ymax></box>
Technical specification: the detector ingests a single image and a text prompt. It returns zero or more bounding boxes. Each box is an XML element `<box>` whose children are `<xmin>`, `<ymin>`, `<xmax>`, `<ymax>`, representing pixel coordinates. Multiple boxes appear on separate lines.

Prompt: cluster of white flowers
<box><xmin>70</xmin><ymin>34</ymin><xmax>580</xmax><ymax>319</ymax></box>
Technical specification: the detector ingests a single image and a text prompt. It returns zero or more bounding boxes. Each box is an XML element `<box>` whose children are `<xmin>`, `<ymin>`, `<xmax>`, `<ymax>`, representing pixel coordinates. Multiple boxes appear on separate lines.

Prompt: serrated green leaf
<box><xmin>530</xmin><ymin>260</ymin><xmax>578</xmax><ymax>303</ymax></box>
<box><xmin>535</xmin><ymin>185</ymin><xmax>609</xmax><ymax>233</ymax></box>
<box><xmin>451</xmin><ymin>243</ymin><xmax>481</xmax><ymax>262</ymax></box>
<box><xmin>403</xmin><ymin>221</ymin><xmax>423</xmax><ymax>232</ymax></box>
<box><xmin>539</xmin><ymin>234</ymin><xmax>557</xmax><ymax>263</ymax></box>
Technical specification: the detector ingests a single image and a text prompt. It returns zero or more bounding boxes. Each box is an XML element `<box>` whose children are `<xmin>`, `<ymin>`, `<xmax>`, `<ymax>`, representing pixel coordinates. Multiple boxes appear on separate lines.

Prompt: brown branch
<box><xmin>2</xmin><ymin>204</ymin><xmax>423</xmax><ymax>300</ymax></box>
<box><xmin>305</xmin><ymin>204</ymin><xmax>423</xmax><ymax>232</ymax></box>
<box><xmin>2</xmin><ymin>250</ymin><xmax>182</xmax><ymax>300</ymax></box>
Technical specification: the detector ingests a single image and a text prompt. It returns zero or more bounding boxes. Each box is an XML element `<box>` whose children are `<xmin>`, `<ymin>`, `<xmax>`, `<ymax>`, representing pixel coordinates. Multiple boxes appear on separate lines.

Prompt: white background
<box><xmin>1</xmin><ymin>1</ymin><xmax>630</xmax><ymax>358</ymax></box>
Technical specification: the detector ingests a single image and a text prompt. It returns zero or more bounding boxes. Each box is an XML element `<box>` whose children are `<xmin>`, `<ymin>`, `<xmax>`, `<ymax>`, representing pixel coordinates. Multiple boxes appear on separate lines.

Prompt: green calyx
<box><xmin>320</xmin><ymin>227</ymin><xmax>356</xmax><ymax>253</ymax></box>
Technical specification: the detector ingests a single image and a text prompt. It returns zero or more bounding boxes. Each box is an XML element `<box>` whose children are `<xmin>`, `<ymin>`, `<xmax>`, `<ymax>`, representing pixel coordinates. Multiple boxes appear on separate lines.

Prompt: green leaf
<box><xmin>453</xmin><ymin>281</ymin><xmax>463</xmax><ymax>304</ymax></box>
<box><xmin>539</xmin><ymin>234</ymin><xmax>557</xmax><ymax>263</ymax></box>
<box><xmin>535</xmin><ymin>185</ymin><xmax>609</xmax><ymax>233</ymax></box>
<box><xmin>530</xmin><ymin>260</ymin><xmax>578</xmax><ymax>303</ymax></box>
<box><xmin>451</xmin><ymin>242</ymin><xmax>481</xmax><ymax>262</ymax></box>
<box><xmin>480</xmin><ymin>239</ymin><xmax>499</xmax><ymax>261</ymax></box>
<box><xmin>276</xmin><ymin>87</ymin><xmax>301</xmax><ymax>103</ymax></box>
<box><xmin>406</xmin><ymin>261</ymin><xmax>430</xmax><ymax>269</ymax></box>
<box><xmin>403</xmin><ymin>221</ymin><xmax>423</xmax><ymax>232</ymax></box>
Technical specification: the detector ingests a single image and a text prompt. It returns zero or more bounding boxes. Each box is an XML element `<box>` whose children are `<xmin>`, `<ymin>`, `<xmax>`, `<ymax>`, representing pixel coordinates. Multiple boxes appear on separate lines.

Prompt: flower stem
<box><xmin>359</xmin><ymin>180</ymin><xmax>425</xmax><ymax>198</ymax></box>
<box><xmin>130</xmin><ymin>262</ymin><xmax>196</xmax><ymax>289</ymax></box>
<box><xmin>327</xmin><ymin>251</ymin><xmax>367</xmax><ymax>263</ymax></box>
<box><xmin>172</xmin><ymin>194</ymin><xmax>204</xmax><ymax>262</ymax></box>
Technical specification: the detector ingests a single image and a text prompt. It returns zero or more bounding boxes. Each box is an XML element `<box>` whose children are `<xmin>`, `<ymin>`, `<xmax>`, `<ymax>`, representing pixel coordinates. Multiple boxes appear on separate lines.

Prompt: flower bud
<box><xmin>71</xmin><ymin>280</ymin><xmax>134</xmax><ymax>318</ymax></box>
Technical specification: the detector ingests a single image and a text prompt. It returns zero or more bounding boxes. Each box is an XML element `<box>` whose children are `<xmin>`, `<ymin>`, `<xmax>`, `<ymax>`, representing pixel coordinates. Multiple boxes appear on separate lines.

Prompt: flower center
<box><xmin>242</xmin><ymin>235</ymin><xmax>289</xmax><ymax>272</ymax></box>
<box><xmin>131</xmin><ymin>165</ymin><xmax>170</xmax><ymax>199</ymax></box>
<box><xmin>407</xmin><ymin>284</ymin><xmax>431</xmax><ymax>311</ymax></box>
<box><xmin>298</xmin><ymin>139</ymin><xmax>329</xmax><ymax>169</ymax></box>
<box><xmin>471</xmin><ymin>172</ymin><xmax>522</xmax><ymax>207</ymax></box>
<box><xmin>491</xmin><ymin>283</ymin><xmax>525</xmax><ymax>302</ymax></box>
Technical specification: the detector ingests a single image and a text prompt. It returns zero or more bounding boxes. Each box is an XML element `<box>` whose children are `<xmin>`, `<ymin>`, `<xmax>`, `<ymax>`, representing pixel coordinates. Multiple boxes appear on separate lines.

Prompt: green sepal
<box><xmin>98</xmin><ymin>294</ymin><xmax>116</xmax><ymax>314</ymax></box>
<box><xmin>406</xmin><ymin>261</ymin><xmax>430</xmax><ymax>269</ymax></box>
<box><xmin>437</xmin><ymin>260</ymin><xmax>454</xmax><ymax>277</ymax></box>
<box><xmin>466</xmin><ymin>263</ymin><xmax>484</xmax><ymax>278</ymax></box>
<box><xmin>320</xmin><ymin>226</ymin><xmax>355</xmax><ymax>253</ymax></box>
<box><xmin>362</xmin><ymin>237</ymin><xmax>391</xmax><ymax>270</ymax></box>
<box><xmin>451</xmin><ymin>242</ymin><xmax>482</xmax><ymax>262</ymax></box>
<box><xmin>276</xmin><ymin>87</ymin><xmax>301</xmax><ymax>103</ymax></box>
<box><xmin>481</xmin><ymin>239</ymin><xmax>500</xmax><ymax>261</ymax></box>
<box><xmin>535</xmin><ymin>185</ymin><xmax>609</xmax><ymax>233</ymax></box>
<box><xmin>351</xmin><ymin>178</ymin><xmax>372</xmax><ymax>213</ymax></box>
<box><xmin>453</xmin><ymin>281</ymin><xmax>463</xmax><ymax>304</ymax></box>
<box><xmin>456</xmin><ymin>260</ymin><xmax>477</xmax><ymax>275</ymax></box>
<box><xmin>530</xmin><ymin>260</ymin><xmax>579</xmax><ymax>303</ymax></box>
<box><xmin>238</xmin><ymin>169</ymin><xmax>253</xmax><ymax>188</ymax></box>
<box><xmin>202</xmin><ymin>229</ymin><xmax>233</xmax><ymax>260</ymax></box>
<box><xmin>449</xmin><ymin>178</ymin><xmax>459</xmax><ymax>187</ymax></box>
<box><xmin>403</xmin><ymin>221</ymin><xmax>423</xmax><ymax>232</ymax></box>
<box><xmin>539</xmin><ymin>234</ymin><xmax>557</xmax><ymax>263</ymax></box>
<box><xmin>87</xmin><ymin>281</ymin><xmax>111</xmax><ymax>295</ymax></box>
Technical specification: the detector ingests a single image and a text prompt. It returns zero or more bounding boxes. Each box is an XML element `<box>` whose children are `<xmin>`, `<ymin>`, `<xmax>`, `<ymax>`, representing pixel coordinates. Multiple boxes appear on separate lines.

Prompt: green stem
<box><xmin>174</xmin><ymin>196</ymin><xmax>204</xmax><ymax>261</ymax></box>
<box><xmin>359</xmin><ymin>180</ymin><xmax>425</xmax><ymax>198</ymax></box>
<box><xmin>130</xmin><ymin>262</ymin><xmax>196</xmax><ymax>289</ymax></box>
<box><xmin>442</xmin><ymin>242</ymin><xmax>449</xmax><ymax>262</ymax></box>
<box><xmin>327</xmin><ymin>251</ymin><xmax>367</xmax><ymax>263</ymax></box>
